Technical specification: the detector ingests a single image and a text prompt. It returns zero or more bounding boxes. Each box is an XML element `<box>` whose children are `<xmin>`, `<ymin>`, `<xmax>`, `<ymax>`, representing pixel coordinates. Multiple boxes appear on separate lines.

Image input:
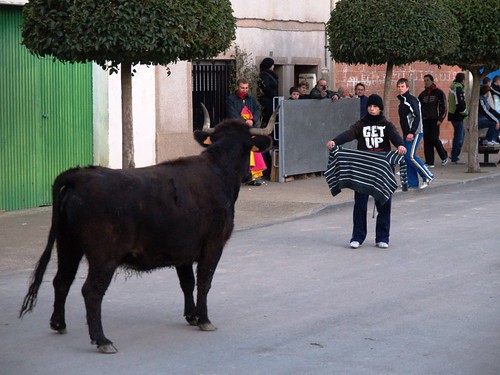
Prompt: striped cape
<box><xmin>325</xmin><ymin>146</ymin><xmax>408</xmax><ymax>205</ymax></box>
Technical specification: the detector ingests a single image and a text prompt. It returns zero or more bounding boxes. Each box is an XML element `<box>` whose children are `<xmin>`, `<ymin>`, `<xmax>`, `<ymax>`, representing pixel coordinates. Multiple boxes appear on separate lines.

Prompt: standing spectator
<box><xmin>226</xmin><ymin>78</ymin><xmax>264</xmax><ymax>186</ymax></box>
<box><xmin>326</xmin><ymin>94</ymin><xmax>407</xmax><ymax>249</ymax></box>
<box><xmin>258</xmin><ymin>57</ymin><xmax>278</xmax><ymax>178</ymax></box>
<box><xmin>355</xmin><ymin>82</ymin><xmax>368</xmax><ymax>118</ymax></box>
<box><xmin>418</xmin><ymin>74</ymin><xmax>449</xmax><ymax>167</ymax></box>
<box><xmin>490</xmin><ymin>75</ymin><xmax>500</xmax><ymax>111</ymax></box>
<box><xmin>448</xmin><ymin>72</ymin><xmax>469</xmax><ymax>164</ymax></box>
<box><xmin>298</xmin><ymin>81</ymin><xmax>310</xmax><ymax>99</ymax></box>
<box><xmin>258</xmin><ymin>57</ymin><xmax>279</xmax><ymax>124</ymax></box>
<box><xmin>309</xmin><ymin>79</ymin><xmax>336</xmax><ymax>99</ymax></box>
<box><xmin>478</xmin><ymin>85</ymin><xmax>500</xmax><ymax>146</ymax></box>
<box><xmin>397</xmin><ymin>78</ymin><xmax>434</xmax><ymax>189</ymax></box>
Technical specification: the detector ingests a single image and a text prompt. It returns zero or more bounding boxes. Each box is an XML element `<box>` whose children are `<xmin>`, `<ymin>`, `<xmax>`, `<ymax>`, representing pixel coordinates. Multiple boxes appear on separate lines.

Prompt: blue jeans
<box><xmin>403</xmin><ymin>133</ymin><xmax>434</xmax><ymax>187</ymax></box>
<box><xmin>451</xmin><ymin>120</ymin><xmax>465</xmax><ymax>162</ymax></box>
<box><xmin>351</xmin><ymin>192</ymin><xmax>391</xmax><ymax>244</ymax></box>
<box><xmin>478</xmin><ymin>117</ymin><xmax>500</xmax><ymax>142</ymax></box>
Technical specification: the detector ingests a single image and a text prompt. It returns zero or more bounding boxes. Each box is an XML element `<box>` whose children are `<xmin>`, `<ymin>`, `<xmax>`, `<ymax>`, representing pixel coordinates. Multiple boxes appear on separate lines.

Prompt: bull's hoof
<box><xmin>198</xmin><ymin>322</ymin><xmax>217</xmax><ymax>331</ymax></box>
<box><xmin>50</xmin><ymin>322</ymin><xmax>67</xmax><ymax>334</ymax></box>
<box><xmin>185</xmin><ymin>315</ymin><xmax>198</xmax><ymax>326</ymax></box>
<box><xmin>98</xmin><ymin>344</ymin><xmax>118</xmax><ymax>354</ymax></box>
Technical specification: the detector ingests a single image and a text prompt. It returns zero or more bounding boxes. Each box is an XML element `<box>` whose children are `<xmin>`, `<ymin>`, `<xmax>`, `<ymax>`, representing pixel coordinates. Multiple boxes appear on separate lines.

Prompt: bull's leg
<box><xmin>50</xmin><ymin>245</ymin><xmax>84</xmax><ymax>334</ymax></box>
<box><xmin>175</xmin><ymin>264</ymin><xmax>197</xmax><ymax>326</ymax></box>
<box><xmin>195</xmin><ymin>250</ymin><xmax>223</xmax><ymax>331</ymax></box>
<box><xmin>81</xmin><ymin>263</ymin><xmax>118</xmax><ymax>354</ymax></box>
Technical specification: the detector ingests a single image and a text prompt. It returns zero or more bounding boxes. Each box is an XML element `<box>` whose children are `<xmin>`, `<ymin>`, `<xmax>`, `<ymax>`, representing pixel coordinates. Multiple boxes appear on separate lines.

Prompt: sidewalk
<box><xmin>1</xmin><ymin>153</ymin><xmax>499</xmax><ymax>271</ymax></box>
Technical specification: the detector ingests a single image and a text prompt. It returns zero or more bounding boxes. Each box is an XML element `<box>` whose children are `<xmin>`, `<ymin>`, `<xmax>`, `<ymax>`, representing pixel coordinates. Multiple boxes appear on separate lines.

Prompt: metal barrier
<box><xmin>275</xmin><ymin>97</ymin><xmax>360</xmax><ymax>182</ymax></box>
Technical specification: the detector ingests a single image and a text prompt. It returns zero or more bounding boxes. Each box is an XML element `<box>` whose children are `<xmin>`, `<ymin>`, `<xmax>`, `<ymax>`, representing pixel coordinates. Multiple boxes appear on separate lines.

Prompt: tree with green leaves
<box><xmin>22</xmin><ymin>0</ymin><xmax>236</xmax><ymax>168</ymax></box>
<box><xmin>431</xmin><ymin>0</ymin><xmax>500</xmax><ymax>172</ymax></box>
<box><xmin>327</xmin><ymin>0</ymin><xmax>459</xmax><ymax>116</ymax></box>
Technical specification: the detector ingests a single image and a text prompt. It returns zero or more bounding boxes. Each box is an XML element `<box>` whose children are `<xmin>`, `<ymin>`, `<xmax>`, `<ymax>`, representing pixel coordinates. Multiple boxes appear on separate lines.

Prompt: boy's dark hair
<box><xmin>396</xmin><ymin>78</ymin><xmax>409</xmax><ymax>86</ymax></box>
<box><xmin>289</xmin><ymin>86</ymin><xmax>299</xmax><ymax>95</ymax></box>
<box><xmin>424</xmin><ymin>74</ymin><xmax>434</xmax><ymax>82</ymax></box>
<box><xmin>482</xmin><ymin>76</ymin><xmax>491</xmax><ymax>85</ymax></box>
<box><xmin>355</xmin><ymin>82</ymin><xmax>365</xmax><ymax>89</ymax></box>
<box><xmin>480</xmin><ymin>85</ymin><xmax>490</xmax><ymax>96</ymax></box>
<box><xmin>454</xmin><ymin>73</ymin><xmax>466</xmax><ymax>83</ymax></box>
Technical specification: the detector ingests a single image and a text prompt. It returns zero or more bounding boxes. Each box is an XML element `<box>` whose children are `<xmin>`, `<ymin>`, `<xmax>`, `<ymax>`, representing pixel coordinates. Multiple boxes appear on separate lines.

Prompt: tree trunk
<box><xmin>466</xmin><ymin>69</ymin><xmax>486</xmax><ymax>173</ymax></box>
<box><xmin>383</xmin><ymin>62</ymin><xmax>394</xmax><ymax>121</ymax></box>
<box><xmin>121</xmin><ymin>62</ymin><xmax>135</xmax><ymax>169</ymax></box>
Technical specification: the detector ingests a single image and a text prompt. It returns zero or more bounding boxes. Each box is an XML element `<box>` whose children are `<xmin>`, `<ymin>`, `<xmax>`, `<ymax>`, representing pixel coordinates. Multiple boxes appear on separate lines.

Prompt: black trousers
<box><xmin>351</xmin><ymin>192</ymin><xmax>391</xmax><ymax>244</ymax></box>
<box><xmin>423</xmin><ymin>119</ymin><xmax>448</xmax><ymax>165</ymax></box>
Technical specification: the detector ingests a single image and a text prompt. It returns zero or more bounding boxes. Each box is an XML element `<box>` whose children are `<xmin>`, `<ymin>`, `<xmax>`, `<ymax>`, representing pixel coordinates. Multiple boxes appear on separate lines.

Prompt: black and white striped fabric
<box><xmin>325</xmin><ymin>146</ymin><xmax>408</xmax><ymax>205</ymax></box>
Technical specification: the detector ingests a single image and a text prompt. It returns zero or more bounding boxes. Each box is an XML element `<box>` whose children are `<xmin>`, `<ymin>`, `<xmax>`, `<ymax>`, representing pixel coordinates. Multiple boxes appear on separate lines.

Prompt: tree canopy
<box><xmin>430</xmin><ymin>0</ymin><xmax>500</xmax><ymax>172</ymax></box>
<box><xmin>437</xmin><ymin>0</ymin><xmax>500</xmax><ymax>73</ymax></box>
<box><xmin>22</xmin><ymin>0</ymin><xmax>236</xmax><ymax>72</ymax></box>
<box><xmin>327</xmin><ymin>0</ymin><xmax>459</xmax><ymax>112</ymax></box>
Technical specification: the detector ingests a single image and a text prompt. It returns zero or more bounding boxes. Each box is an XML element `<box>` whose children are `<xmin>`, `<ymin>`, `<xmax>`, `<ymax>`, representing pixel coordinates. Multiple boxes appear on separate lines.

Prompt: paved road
<box><xmin>1</xmin><ymin>179</ymin><xmax>499</xmax><ymax>374</ymax></box>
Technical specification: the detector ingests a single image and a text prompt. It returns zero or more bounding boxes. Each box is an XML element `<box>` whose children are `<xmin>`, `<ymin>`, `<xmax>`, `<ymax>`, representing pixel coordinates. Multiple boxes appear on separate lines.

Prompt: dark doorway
<box><xmin>192</xmin><ymin>60</ymin><xmax>233</xmax><ymax>131</ymax></box>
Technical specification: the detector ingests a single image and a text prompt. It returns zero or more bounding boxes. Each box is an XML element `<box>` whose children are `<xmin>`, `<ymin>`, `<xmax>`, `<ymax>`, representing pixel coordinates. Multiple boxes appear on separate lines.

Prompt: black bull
<box><xmin>19</xmin><ymin>109</ymin><xmax>276</xmax><ymax>353</ymax></box>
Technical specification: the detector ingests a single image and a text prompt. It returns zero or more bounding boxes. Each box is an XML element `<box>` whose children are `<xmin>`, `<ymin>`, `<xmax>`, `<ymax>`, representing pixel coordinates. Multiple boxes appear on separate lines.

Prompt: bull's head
<box><xmin>195</xmin><ymin>104</ymin><xmax>274</xmax><ymax>153</ymax></box>
<box><xmin>201</xmin><ymin>103</ymin><xmax>278</xmax><ymax>136</ymax></box>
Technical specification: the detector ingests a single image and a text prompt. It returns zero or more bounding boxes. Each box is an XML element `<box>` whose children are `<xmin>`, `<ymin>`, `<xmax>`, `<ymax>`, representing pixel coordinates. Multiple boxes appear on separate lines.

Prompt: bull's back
<box><xmin>54</xmin><ymin>165</ymin><xmax>236</xmax><ymax>269</ymax></box>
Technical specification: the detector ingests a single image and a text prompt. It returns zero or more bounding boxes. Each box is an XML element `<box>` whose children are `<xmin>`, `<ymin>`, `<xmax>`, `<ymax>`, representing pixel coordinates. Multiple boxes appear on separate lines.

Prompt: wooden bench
<box><xmin>478</xmin><ymin>128</ymin><xmax>500</xmax><ymax>167</ymax></box>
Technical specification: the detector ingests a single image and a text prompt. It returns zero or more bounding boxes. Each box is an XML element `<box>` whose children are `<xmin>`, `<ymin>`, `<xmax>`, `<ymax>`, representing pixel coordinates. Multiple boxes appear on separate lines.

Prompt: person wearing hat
<box><xmin>258</xmin><ymin>57</ymin><xmax>279</xmax><ymax>177</ymax></box>
<box><xmin>326</xmin><ymin>94</ymin><xmax>407</xmax><ymax>249</ymax></box>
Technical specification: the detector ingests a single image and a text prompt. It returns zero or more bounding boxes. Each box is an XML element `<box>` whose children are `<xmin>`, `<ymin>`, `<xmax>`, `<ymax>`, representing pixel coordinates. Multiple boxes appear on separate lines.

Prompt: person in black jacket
<box><xmin>226</xmin><ymin>78</ymin><xmax>263</xmax><ymax>185</ymax></box>
<box><xmin>418</xmin><ymin>74</ymin><xmax>449</xmax><ymax>167</ymax></box>
<box><xmin>258</xmin><ymin>57</ymin><xmax>279</xmax><ymax>177</ymax></box>
<box><xmin>397</xmin><ymin>78</ymin><xmax>434</xmax><ymax>189</ymax></box>
<box><xmin>326</xmin><ymin>94</ymin><xmax>406</xmax><ymax>249</ymax></box>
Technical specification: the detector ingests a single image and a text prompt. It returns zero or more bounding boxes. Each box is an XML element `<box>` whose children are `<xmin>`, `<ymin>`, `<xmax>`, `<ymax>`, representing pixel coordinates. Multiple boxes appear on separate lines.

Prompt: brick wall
<box><xmin>332</xmin><ymin>62</ymin><xmax>461</xmax><ymax>156</ymax></box>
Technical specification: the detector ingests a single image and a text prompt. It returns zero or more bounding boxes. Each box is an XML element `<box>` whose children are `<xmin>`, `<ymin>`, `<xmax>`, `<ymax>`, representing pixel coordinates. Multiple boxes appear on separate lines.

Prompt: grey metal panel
<box><xmin>278</xmin><ymin>98</ymin><xmax>360</xmax><ymax>181</ymax></box>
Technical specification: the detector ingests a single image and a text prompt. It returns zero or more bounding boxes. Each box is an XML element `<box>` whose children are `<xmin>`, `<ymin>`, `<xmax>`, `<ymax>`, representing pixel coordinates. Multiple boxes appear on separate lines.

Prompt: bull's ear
<box><xmin>251</xmin><ymin>135</ymin><xmax>273</xmax><ymax>153</ymax></box>
<box><xmin>194</xmin><ymin>130</ymin><xmax>212</xmax><ymax>147</ymax></box>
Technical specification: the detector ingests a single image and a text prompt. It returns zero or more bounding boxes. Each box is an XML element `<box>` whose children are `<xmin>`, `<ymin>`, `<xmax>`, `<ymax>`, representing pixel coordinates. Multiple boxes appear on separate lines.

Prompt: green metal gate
<box><xmin>0</xmin><ymin>5</ymin><xmax>93</xmax><ymax>211</ymax></box>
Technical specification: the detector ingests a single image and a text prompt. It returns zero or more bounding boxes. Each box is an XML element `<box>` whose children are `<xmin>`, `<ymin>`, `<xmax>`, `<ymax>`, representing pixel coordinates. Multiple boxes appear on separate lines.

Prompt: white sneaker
<box><xmin>376</xmin><ymin>242</ymin><xmax>389</xmax><ymax>248</ymax></box>
<box><xmin>420</xmin><ymin>177</ymin><xmax>434</xmax><ymax>189</ymax></box>
<box><xmin>483</xmin><ymin>140</ymin><xmax>497</xmax><ymax>146</ymax></box>
<box><xmin>350</xmin><ymin>241</ymin><xmax>360</xmax><ymax>249</ymax></box>
<box><xmin>441</xmin><ymin>157</ymin><xmax>449</xmax><ymax>166</ymax></box>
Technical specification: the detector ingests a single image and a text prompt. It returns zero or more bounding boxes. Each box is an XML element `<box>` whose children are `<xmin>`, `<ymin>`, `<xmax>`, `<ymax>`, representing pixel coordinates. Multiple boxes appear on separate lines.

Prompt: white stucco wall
<box><xmin>107</xmin><ymin>65</ymin><xmax>156</xmax><ymax>168</ymax></box>
<box><xmin>232</xmin><ymin>0</ymin><xmax>330</xmax><ymax>22</ymax></box>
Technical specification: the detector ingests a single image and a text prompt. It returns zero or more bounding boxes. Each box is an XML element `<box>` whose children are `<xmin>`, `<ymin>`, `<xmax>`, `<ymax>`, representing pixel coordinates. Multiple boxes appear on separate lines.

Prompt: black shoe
<box><xmin>246</xmin><ymin>179</ymin><xmax>262</xmax><ymax>186</ymax></box>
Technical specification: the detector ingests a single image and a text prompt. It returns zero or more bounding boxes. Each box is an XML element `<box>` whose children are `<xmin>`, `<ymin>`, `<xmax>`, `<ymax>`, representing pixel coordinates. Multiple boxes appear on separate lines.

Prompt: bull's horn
<box><xmin>201</xmin><ymin>103</ymin><xmax>214</xmax><ymax>133</ymax></box>
<box><xmin>250</xmin><ymin>105</ymin><xmax>280</xmax><ymax>136</ymax></box>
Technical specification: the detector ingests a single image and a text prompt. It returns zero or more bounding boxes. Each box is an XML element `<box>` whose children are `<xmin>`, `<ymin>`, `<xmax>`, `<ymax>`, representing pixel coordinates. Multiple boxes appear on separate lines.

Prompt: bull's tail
<box><xmin>19</xmin><ymin>182</ymin><xmax>68</xmax><ymax>318</ymax></box>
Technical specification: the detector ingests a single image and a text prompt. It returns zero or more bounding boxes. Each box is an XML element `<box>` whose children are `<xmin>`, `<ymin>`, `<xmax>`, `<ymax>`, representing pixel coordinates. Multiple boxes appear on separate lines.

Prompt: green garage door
<box><xmin>0</xmin><ymin>5</ymin><xmax>93</xmax><ymax>210</ymax></box>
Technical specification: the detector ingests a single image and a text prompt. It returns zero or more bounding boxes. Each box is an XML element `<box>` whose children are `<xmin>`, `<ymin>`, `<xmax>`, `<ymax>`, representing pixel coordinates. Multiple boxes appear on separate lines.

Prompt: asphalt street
<box><xmin>1</xmin><ymin>179</ymin><xmax>499</xmax><ymax>374</ymax></box>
